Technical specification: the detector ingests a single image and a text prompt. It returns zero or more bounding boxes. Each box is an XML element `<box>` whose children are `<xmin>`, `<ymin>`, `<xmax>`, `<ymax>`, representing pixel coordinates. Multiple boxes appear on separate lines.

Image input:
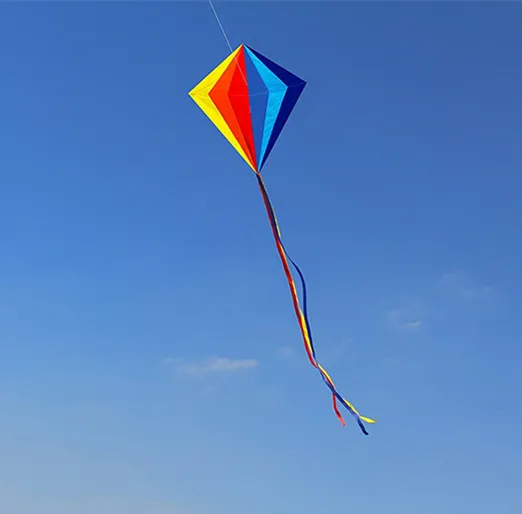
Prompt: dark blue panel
<box><xmin>244</xmin><ymin>45</ymin><xmax>306</xmax><ymax>89</ymax></box>
<box><xmin>243</xmin><ymin>48</ymin><xmax>268</xmax><ymax>170</ymax></box>
<box><xmin>260</xmin><ymin>81</ymin><xmax>305</xmax><ymax>170</ymax></box>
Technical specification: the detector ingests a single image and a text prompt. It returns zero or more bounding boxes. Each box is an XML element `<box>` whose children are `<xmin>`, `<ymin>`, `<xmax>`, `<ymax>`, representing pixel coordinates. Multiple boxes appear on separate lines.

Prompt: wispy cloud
<box><xmin>386</xmin><ymin>306</ymin><xmax>422</xmax><ymax>333</ymax></box>
<box><xmin>383</xmin><ymin>271</ymin><xmax>493</xmax><ymax>335</ymax></box>
<box><xmin>438</xmin><ymin>271</ymin><xmax>493</xmax><ymax>300</ymax></box>
<box><xmin>277</xmin><ymin>347</ymin><xmax>293</xmax><ymax>357</ymax></box>
<box><xmin>165</xmin><ymin>356</ymin><xmax>259</xmax><ymax>378</ymax></box>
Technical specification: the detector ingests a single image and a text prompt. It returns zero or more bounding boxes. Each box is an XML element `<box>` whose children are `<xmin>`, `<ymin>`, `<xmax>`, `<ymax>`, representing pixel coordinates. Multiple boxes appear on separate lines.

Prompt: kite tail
<box><xmin>255</xmin><ymin>172</ymin><xmax>376</xmax><ymax>435</ymax></box>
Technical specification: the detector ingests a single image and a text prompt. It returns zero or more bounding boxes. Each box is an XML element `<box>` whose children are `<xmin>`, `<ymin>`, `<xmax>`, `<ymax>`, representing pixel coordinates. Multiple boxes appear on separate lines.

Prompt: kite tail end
<box><xmin>356</xmin><ymin>414</ymin><xmax>378</xmax><ymax>435</ymax></box>
<box><xmin>357</xmin><ymin>418</ymin><xmax>370</xmax><ymax>435</ymax></box>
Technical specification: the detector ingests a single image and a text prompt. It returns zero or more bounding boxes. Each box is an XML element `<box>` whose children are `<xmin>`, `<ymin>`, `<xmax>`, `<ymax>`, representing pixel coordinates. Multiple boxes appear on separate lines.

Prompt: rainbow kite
<box><xmin>189</xmin><ymin>44</ymin><xmax>376</xmax><ymax>434</ymax></box>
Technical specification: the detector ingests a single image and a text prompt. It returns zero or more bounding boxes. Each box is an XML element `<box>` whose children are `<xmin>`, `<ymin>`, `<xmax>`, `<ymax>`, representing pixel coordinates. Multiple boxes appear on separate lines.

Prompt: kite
<box><xmin>188</xmin><ymin>43</ymin><xmax>376</xmax><ymax>435</ymax></box>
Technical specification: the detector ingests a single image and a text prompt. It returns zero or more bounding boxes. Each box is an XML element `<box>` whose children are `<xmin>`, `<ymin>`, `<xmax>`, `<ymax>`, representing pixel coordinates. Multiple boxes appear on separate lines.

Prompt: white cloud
<box><xmin>438</xmin><ymin>271</ymin><xmax>493</xmax><ymax>299</ymax></box>
<box><xmin>403</xmin><ymin>320</ymin><xmax>422</xmax><ymax>329</ymax></box>
<box><xmin>382</xmin><ymin>272</ymin><xmax>492</xmax><ymax>336</ymax></box>
<box><xmin>386</xmin><ymin>307</ymin><xmax>422</xmax><ymax>333</ymax></box>
<box><xmin>166</xmin><ymin>356</ymin><xmax>259</xmax><ymax>378</ymax></box>
<box><xmin>277</xmin><ymin>347</ymin><xmax>293</xmax><ymax>357</ymax></box>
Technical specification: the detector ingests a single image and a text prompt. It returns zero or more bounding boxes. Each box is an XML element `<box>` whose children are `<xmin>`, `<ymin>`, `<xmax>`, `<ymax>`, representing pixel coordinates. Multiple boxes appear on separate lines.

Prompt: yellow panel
<box><xmin>189</xmin><ymin>45</ymin><xmax>241</xmax><ymax>96</ymax></box>
<box><xmin>189</xmin><ymin>45</ymin><xmax>256</xmax><ymax>172</ymax></box>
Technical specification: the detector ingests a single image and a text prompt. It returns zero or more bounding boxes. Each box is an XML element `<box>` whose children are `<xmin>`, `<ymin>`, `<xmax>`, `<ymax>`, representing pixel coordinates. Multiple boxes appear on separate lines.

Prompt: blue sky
<box><xmin>1</xmin><ymin>2</ymin><xmax>521</xmax><ymax>513</ymax></box>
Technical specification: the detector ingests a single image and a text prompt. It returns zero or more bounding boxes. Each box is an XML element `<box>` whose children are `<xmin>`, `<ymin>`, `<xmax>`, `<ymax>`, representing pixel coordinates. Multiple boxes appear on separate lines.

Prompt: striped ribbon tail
<box><xmin>255</xmin><ymin>173</ymin><xmax>376</xmax><ymax>435</ymax></box>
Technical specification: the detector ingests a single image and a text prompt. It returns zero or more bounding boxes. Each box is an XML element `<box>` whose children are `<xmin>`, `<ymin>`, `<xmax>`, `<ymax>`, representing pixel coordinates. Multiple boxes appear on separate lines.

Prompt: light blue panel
<box><xmin>243</xmin><ymin>48</ymin><xmax>268</xmax><ymax>170</ymax></box>
<box><xmin>245</xmin><ymin>47</ymin><xmax>287</xmax><ymax>167</ymax></box>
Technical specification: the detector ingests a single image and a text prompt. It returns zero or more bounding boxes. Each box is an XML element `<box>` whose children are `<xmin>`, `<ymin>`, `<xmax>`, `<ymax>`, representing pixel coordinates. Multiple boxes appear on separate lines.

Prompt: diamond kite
<box><xmin>189</xmin><ymin>44</ymin><xmax>376</xmax><ymax>435</ymax></box>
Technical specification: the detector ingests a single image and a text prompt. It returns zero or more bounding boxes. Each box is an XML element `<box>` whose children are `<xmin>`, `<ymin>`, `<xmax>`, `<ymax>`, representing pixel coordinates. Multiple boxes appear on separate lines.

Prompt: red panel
<box><xmin>209</xmin><ymin>51</ymin><xmax>255</xmax><ymax>169</ymax></box>
<box><xmin>227</xmin><ymin>47</ymin><xmax>257</xmax><ymax>167</ymax></box>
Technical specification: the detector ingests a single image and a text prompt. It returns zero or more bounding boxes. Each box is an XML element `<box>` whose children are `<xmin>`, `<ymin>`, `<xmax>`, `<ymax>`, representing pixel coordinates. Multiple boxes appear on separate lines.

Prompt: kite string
<box><xmin>207</xmin><ymin>0</ymin><xmax>249</xmax><ymax>87</ymax></box>
<box><xmin>208</xmin><ymin>0</ymin><xmax>234</xmax><ymax>53</ymax></box>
